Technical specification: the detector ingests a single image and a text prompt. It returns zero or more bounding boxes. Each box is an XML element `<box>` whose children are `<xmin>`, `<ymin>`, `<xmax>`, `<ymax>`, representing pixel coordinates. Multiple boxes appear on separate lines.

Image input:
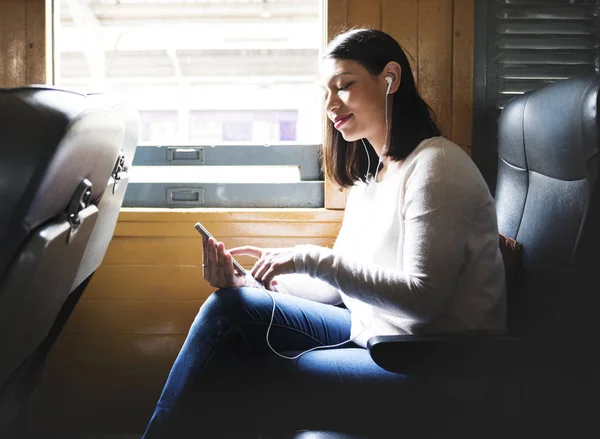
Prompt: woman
<box><xmin>142</xmin><ymin>28</ymin><xmax>506</xmax><ymax>438</ymax></box>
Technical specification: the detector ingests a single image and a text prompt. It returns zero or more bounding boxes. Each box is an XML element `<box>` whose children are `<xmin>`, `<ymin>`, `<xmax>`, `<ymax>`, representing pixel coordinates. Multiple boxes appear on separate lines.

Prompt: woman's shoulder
<box><xmin>405</xmin><ymin>137</ymin><xmax>489</xmax><ymax>194</ymax></box>
<box><xmin>408</xmin><ymin>136</ymin><xmax>470</xmax><ymax>164</ymax></box>
<box><xmin>405</xmin><ymin>137</ymin><xmax>478</xmax><ymax>174</ymax></box>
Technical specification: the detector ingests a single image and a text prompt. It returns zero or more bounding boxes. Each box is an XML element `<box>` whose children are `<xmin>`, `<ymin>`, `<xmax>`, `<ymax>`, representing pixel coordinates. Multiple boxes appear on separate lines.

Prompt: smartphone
<box><xmin>194</xmin><ymin>222</ymin><xmax>246</xmax><ymax>276</ymax></box>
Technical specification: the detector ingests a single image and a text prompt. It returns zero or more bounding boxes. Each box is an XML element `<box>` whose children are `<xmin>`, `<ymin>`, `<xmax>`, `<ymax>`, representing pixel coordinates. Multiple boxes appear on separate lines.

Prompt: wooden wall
<box><xmin>0</xmin><ymin>0</ymin><xmax>474</xmax><ymax>435</ymax></box>
<box><xmin>0</xmin><ymin>0</ymin><xmax>47</xmax><ymax>86</ymax></box>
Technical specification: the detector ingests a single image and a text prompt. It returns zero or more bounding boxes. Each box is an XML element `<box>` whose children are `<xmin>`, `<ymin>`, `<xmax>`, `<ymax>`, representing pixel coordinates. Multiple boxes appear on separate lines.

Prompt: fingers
<box><xmin>252</xmin><ymin>255</ymin><xmax>278</xmax><ymax>287</ymax></box>
<box><xmin>222</xmin><ymin>252</ymin><xmax>236</xmax><ymax>280</ymax></box>
<box><xmin>203</xmin><ymin>239</ymin><xmax>245</xmax><ymax>289</ymax></box>
<box><xmin>216</xmin><ymin>242</ymin><xmax>231</xmax><ymax>285</ymax></box>
<box><xmin>229</xmin><ymin>245</ymin><xmax>263</xmax><ymax>259</ymax></box>
<box><xmin>216</xmin><ymin>241</ymin><xmax>225</xmax><ymax>273</ymax></box>
<box><xmin>251</xmin><ymin>256</ymin><xmax>267</xmax><ymax>280</ymax></box>
<box><xmin>249</xmin><ymin>249</ymin><xmax>295</xmax><ymax>287</ymax></box>
<box><xmin>202</xmin><ymin>235</ymin><xmax>208</xmax><ymax>277</ymax></box>
<box><xmin>262</xmin><ymin>266</ymin><xmax>278</xmax><ymax>290</ymax></box>
<box><xmin>207</xmin><ymin>238</ymin><xmax>218</xmax><ymax>282</ymax></box>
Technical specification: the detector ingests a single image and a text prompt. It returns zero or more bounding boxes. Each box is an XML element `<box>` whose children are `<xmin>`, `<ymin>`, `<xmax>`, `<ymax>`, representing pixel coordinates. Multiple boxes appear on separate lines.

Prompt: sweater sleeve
<box><xmin>270</xmin><ymin>274</ymin><xmax>343</xmax><ymax>305</ymax></box>
<box><xmin>293</xmin><ymin>147</ymin><xmax>478</xmax><ymax>323</ymax></box>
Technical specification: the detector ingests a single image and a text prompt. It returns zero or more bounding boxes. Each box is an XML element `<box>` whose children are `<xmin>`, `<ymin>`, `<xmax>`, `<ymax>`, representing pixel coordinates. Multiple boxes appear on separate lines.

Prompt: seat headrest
<box><xmin>0</xmin><ymin>86</ymin><xmax>137</xmax><ymax>278</ymax></box>
<box><xmin>85</xmin><ymin>92</ymin><xmax>140</xmax><ymax>170</ymax></box>
<box><xmin>498</xmin><ymin>75</ymin><xmax>600</xmax><ymax>181</ymax></box>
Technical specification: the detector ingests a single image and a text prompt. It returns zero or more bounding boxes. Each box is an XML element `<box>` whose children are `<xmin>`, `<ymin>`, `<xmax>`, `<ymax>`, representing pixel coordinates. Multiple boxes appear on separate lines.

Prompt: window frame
<box><xmin>50</xmin><ymin>0</ymin><xmax>327</xmax><ymax>209</ymax></box>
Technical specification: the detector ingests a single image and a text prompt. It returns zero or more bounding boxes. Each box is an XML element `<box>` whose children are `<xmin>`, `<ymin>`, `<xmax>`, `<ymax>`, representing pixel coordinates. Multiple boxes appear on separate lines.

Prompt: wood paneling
<box><xmin>326</xmin><ymin>0</ymin><xmax>348</xmax><ymax>41</ymax></box>
<box><xmin>26</xmin><ymin>0</ymin><xmax>47</xmax><ymax>84</ymax></box>
<box><xmin>114</xmin><ymin>220</ymin><xmax>341</xmax><ymax>238</ymax></box>
<box><xmin>418</xmin><ymin>0</ymin><xmax>454</xmax><ymax>138</ymax></box>
<box><xmin>0</xmin><ymin>0</ymin><xmax>47</xmax><ymax>87</ymax></box>
<box><xmin>324</xmin><ymin>179</ymin><xmax>348</xmax><ymax>210</ymax></box>
<box><xmin>103</xmin><ymin>236</ymin><xmax>334</xmax><ymax>266</ymax></box>
<box><xmin>86</xmin><ymin>265</ymin><xmax>207</xmax><ymax>300</ymax></box>
<box><xmin>347</xmin><ymin>0</ymin><xmax>381</xmax><ymax>29</ymax></box>
<box><xmin>0</xmin><ymin>0</ymin><xmax>27</xmax><ymax>87</ymax></box>
<box><xmin>64</xmin><ymin>299</ymin><xmax>203</xmax><ymax>335</ymax></box>
<box><xmin>452</xmin><ymin>0</ymin><xmax>475</xmax><ymax>151</ymax></box>
<box><xmin>382</xmin><ymin>0</ymin><xmax>419</xmax><ymax>83</ymax></box>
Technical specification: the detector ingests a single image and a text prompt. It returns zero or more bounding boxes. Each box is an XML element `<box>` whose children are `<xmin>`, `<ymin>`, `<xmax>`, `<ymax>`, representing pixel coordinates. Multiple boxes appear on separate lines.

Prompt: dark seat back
<box><xmin>0</xmin><ymin>86</ymin><xmax>138</xmax><ymax>431</ymax></box>
<box><xmin>495</xmin><ymin>76</ymin><xmax>600</xmax><ymax>339</ymax></box>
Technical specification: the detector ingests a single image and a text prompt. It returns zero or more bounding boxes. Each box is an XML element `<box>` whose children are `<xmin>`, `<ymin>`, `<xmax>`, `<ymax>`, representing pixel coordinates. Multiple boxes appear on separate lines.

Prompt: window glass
<box><xmin>53</xmin><ymin>0</ymin><xmax>324</xmax><ymax>206</ymax></box>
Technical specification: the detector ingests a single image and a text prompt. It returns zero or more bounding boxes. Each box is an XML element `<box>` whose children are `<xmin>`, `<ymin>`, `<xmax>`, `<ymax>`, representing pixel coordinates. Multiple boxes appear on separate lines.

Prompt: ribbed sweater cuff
<box><xmin>293</xmin><ymin>244</ymin><xmax>336</xmax><ymax>277</ymax></box>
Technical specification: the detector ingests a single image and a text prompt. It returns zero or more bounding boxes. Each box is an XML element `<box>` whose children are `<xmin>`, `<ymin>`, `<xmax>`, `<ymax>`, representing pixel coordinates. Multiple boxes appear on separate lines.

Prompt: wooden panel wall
<box><xmin>452</xmin><ymin>0</ymin><xmax>476</xmax><ymax>148</ymax></box>
<box><xmin>0</xmin><ymin>0</ymin><xmax>47</xmax><ymax>86</ymax></box>
<box><xmin>325</xmin><ymin>0</ymin><xmax>474</xmax><ymax>208</ymax></box>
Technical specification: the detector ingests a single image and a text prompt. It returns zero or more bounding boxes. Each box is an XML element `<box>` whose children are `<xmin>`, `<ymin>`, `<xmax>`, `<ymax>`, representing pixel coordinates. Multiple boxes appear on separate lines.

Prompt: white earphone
<box><xmin>385</xmin><ymin>75</ymin><xmax>393</xmax><ymax>95</ymax></box>
<box><xmin>375</xmin><ymin>75</ymin><xmax>393</xmax><ymax>177</ymax></box>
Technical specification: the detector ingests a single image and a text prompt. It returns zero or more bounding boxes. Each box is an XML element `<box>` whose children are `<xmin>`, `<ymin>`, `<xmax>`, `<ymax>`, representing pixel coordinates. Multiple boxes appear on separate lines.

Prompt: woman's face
<box><xmin>321</xmin><ymin>58</ymin><xmax>388</xmax><ymax>147</ymax></box>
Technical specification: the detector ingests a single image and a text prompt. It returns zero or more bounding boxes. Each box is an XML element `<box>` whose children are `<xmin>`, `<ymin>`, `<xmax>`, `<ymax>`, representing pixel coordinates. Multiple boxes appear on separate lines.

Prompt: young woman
<box><xmin>142</xmin><ymin>28</ymin><xmax>506</xmax><ymax>438</ymax></box>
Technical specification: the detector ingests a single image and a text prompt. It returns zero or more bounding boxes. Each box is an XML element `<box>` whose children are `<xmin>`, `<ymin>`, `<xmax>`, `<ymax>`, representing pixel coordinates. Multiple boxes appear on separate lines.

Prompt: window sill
<box><xmin>117</xmin><ymin>207</ymin><xmax>344</xmax><ymax>223</ymax></box>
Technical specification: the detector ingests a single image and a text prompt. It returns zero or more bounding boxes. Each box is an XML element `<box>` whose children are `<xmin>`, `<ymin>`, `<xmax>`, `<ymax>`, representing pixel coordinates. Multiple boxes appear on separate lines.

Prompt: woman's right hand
<box><xmin>202</xmin><ymin>236</ymin><xmax>247</xmax><ymax>289</ymax></box>
<box><xmin>229</xmin><ymin>245</ymin><xmax>296</xmax><ymax>289</ymax></box>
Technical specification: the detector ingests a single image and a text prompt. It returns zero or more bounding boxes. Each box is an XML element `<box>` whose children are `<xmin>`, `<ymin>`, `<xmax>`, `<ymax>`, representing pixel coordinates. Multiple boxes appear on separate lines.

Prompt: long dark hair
<box><xmin>323</xmin><ymin>28</ymin><xmax>440</xmax><ymax>187</ymax></box>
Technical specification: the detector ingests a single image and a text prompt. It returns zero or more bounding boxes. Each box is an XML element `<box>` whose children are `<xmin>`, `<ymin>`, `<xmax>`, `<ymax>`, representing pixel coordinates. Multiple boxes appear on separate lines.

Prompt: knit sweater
<box><xmin>273</xmin><ymin>137</ymin><xmax>506</xmax><ymax>347</ymax></box>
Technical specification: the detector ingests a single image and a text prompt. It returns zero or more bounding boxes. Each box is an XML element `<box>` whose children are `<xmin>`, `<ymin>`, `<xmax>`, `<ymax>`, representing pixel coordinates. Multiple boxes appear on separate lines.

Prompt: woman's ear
<box><xmin>382</xmin><ymin>61</ymin><xmax>401</xmax><ymax>94</ymax></box>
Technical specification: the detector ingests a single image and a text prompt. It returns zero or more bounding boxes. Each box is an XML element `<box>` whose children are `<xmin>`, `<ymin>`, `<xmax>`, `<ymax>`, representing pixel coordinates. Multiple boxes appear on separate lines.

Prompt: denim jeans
<box><xmin>142</xmin><ymin>287</ymin><xmax>416</xmax><ymax>438</ymax></box>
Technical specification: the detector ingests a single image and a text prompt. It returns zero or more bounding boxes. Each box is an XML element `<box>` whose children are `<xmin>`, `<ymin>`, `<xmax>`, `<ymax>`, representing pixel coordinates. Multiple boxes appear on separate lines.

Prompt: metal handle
<box><xmin>167</xmin><ymin>147</ymin><xmax>205</xmax><ymax>164</ymax></box>
<box><xmin>166</xmin><ymin>188</ymin><xmax>205</xmax><ymax>205</ymax></box>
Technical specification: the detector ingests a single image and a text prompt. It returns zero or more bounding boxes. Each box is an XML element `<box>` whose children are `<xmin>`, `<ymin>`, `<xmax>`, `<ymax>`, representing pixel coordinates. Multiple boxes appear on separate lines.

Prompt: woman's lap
<box><xmin>141</xmin><ymin>287</ymin><xmax>463</xmax><ymax>438</ymax></box>
<box><xmin>143</xmin><ymin>287</ymin><xmax>406</xmax><ymax>438</ymax></box>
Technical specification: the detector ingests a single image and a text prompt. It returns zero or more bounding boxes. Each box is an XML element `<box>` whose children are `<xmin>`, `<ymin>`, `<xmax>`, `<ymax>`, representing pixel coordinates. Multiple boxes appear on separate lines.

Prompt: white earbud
<box><xmin>375</xmin><ymin>76</ymin><xmax>393</xmax><ymax>177</ymax></box>
<box><xmin>385</xmin><ymin>76</ymin><xmax>393</xmax><ymax>95</ymax></box>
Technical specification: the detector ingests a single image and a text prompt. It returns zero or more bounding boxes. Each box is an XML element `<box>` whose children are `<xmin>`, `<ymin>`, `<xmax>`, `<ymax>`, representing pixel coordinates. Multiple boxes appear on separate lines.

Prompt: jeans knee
<box><xmin>201</xmin><ymin>287</ymin><xmax>266</xmax><ymax>324</ymax></box>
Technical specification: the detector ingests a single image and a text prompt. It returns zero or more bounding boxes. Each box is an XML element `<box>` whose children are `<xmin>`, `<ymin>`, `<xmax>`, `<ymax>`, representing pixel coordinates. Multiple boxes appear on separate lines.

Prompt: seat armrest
<box><xmin>367</xmin><ymin>334</ymin><xmax>518</xmax><ymax>376</ymax></box>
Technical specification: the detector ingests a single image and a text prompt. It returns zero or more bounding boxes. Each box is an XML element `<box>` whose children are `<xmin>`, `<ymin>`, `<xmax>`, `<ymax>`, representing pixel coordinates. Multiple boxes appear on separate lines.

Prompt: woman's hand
<box><xmin>229</xmin><ymin>246</ymin><xmax>296</xmax><ymax>289</ymax></box>
<box><xmin>202</xmin><ymin>236</ymin><xmax>246</xmax><ymax>289</ymax></box>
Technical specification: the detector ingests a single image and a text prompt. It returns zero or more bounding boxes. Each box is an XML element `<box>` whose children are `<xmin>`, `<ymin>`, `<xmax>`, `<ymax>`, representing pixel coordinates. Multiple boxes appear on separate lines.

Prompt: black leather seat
<box><xmin>0</xmin><ymin>86</ymin><xmax>139</xmax><ymax>435</ymax></box>
<box><xmin>279</xmin><ymin>76</ymin><xmax>600</xmax><ymax>438</ymax></box>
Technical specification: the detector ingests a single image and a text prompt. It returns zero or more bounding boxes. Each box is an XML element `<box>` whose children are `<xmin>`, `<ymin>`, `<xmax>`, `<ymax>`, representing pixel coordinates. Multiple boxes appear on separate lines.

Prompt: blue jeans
<box><xmin>142</xmin><ymin>287</ymin><xmax>416</xmax><ymax>438</ymax></box>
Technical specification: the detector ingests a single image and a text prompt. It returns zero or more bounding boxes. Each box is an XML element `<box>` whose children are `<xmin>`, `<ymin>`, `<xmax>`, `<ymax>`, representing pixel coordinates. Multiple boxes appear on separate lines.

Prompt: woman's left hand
<box><xmin>202</xmin><ymin>236</ymin><xmax>247</xmax><ymax>289</ymax></box>
<box><xmin>229</xmin><ymin>246</ymin><xmax>296</xmax><ymax>289</ymax></box>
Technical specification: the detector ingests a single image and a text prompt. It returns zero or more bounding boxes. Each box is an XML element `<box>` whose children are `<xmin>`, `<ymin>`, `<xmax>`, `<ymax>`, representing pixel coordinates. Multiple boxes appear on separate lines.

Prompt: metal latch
<box><xmin>67</xmin><ymin>178</ymin><xmax>92</xmax><ymax>243</ymax></box>
<box><xmin>112</xmin><ymin>151</ymin><xmax>126</xmax><ymax>194</ymax></box>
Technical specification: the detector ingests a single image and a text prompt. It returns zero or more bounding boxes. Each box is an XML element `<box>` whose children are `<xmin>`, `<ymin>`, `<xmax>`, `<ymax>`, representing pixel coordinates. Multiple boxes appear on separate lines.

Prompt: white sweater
<box><xmin>274</xmin><ymin>137</ymin><xmax>506</xmax><ymax>347</ymax></box>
